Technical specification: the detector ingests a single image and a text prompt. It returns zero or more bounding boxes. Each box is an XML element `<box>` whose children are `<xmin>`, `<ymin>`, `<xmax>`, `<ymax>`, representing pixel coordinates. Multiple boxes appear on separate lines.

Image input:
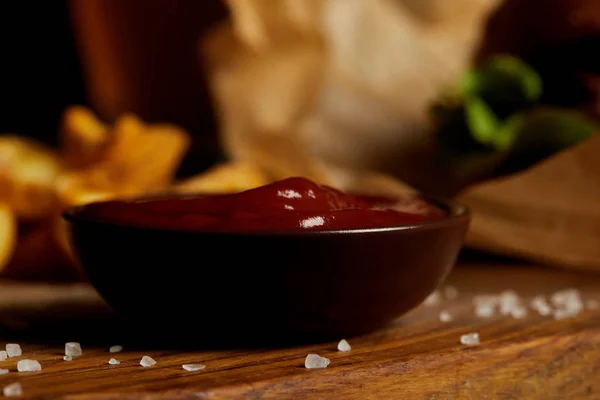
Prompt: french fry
<box><xmin>53</xmin><ymin>173</ymin><xmax>119</xmax><ymax>207</ymax></box>
<box><xmin>59</xmin><ymin>112</ymin><xmax>190</xmax><ymax>195</ymax></box>
<box><xmin>55</xmin><ymin>108</ymin><xmax>191</xmax><ymax>208</ymax></box>
<box><xmin>60</xmin><ymin>105</ymin><xmax>109</xmax><ymax>169</ymax></box>
<box><xmin>0</xmin><ymin>106</ymin><xmax>193</xmax><ymax>281</ymax></box>
<box><xmin>2</xmin><ymin>220</ymin><xmax>82</xmax><ymax>281</ymax></box>
<box><xmin>172</xmin><ymin>162</ymin><xmax>269</xmax><ymax>194</ymax></box>
<box><xmin>0</xmin><ymin>135</ymin><xmax>64</xmax><ymax>220</ymax></box>
<box><xmin>108</xmin><ymin>121</ymin><xmax>191</xmax><ymax>190</ymax></box>
<box><xmin>0</xmin><ymin>202</ymin><xmax>16</xmax><ymax>273</ymax></box>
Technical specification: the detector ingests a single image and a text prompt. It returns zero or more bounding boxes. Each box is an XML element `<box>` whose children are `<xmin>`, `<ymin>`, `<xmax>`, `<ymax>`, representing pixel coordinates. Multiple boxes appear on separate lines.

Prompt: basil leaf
<box><xmin>496</xmin><ymin>108</ymin><xmax>598</xmax><ymax>176</ymax></box>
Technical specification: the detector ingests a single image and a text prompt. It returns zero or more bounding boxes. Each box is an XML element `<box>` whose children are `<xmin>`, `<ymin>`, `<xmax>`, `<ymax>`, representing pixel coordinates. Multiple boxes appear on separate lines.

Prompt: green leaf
<box><xmin>495</xmin><ymin>108</ymin><xmax>598</xmax><ymax>176</ymax></box>
<box><xmin>490</xmin><ymin>114</ymin><xmax>524</xmax><ymax>152</ymax></box>
<box><xmin>430</xmin><ymin>55</ymin><xmax>598</xmax><ymax>182</ymax></box>
<box><xmin>460</xmin><ymin>55</ymin><xmax>543</xmax><ymax>117</ymax></box>
<box><xmin>464</xmin><ymin>95</ymin><xmax>502</xmax><ymax>148</ymax></box>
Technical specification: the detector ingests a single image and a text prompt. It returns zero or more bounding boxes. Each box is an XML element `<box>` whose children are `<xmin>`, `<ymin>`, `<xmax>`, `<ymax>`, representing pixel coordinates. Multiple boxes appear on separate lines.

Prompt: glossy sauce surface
<box><xmin>76</xmin><ymin>177</ymin><xmax>445</xmax><ymax>232</ymax></box>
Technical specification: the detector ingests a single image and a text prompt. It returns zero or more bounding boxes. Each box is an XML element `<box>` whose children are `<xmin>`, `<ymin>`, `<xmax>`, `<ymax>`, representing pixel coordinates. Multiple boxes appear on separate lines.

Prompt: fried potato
<box><xmin>0</xmin><ymin>202</ymin><xmax>16</xmax><ymax>273</ymax></box>
<box><xmin>59</xmin><ymin>112</ymin><xmax>190</xmax><ymax>197</ymax></box>
<box><xmin>55</xmin><ymin>109</ymin><xmax>191</xmax><ymax>208</ymax></box>
<box><xmin>0</xmin><ymin>135</ymin><xmax>64</xmax><ymax>220</ymax></box>
<box><xmin>172</xmin><ymin>162</ymin><xmax>269</xmax><ymax>194</ymax></box>
<box><xmin>104</xmin><ymin>117</ymin><xmax>191</xmax><ymax>190</ymax></box>
<box><xmin>2</xmin><ymin>220</ymin><xmax>82</xmax><ymax>281</ymax></box>
<box><xmin>53</xmin><ymin>173</ymin><xmax>118</xmax><ymax>207</ymax></box>
<box><xmin>60</xmin><ymin>105</ymin><xmax>109</xmax><ymax>169</ymax></box>
<box><xmin>0</xmin><ymin>106</ymin><xmax>193</xmax><ymax>281</ymax></box>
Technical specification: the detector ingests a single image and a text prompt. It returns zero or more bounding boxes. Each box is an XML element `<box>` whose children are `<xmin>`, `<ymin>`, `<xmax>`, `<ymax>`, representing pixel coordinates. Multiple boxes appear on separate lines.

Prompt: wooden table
<box><xmin>1</xmin><ymin>256</ymin><xmax>599</xmax><ymax>399</ymax></box>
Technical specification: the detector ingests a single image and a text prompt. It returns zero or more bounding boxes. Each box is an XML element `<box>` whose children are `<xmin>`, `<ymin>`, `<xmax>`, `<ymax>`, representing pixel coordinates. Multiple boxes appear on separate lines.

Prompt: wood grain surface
<box><xmin>1</xmin><ymin>257</ymin><xmax>599</xmax><ymax>399</ymax></box>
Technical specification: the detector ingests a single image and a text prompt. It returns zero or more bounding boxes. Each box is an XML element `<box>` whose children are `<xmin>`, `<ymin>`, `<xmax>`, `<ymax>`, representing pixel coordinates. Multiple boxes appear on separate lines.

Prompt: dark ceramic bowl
<box><xmin>63</xmin><ymin>197</ymin><xmax>469</xmax><ymax>344</ymax></box>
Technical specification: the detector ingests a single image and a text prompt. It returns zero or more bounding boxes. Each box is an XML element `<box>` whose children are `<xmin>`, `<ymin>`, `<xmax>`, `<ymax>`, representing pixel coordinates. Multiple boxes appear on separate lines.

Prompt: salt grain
<box><xmin>304</xmin><ymin>354</ymin><xmax>330</xmax><ymax>369</ymax></box>
<box><xmin>473</xmin><ymin>295</ymin><xmax>498</xmax><ymax>307</ymax></box>
<box><xmin>536</xmin><ymin>305</ymin><xmax>552</xmax><ymax>316</ymax></box>
<box><xmin>530</xmin><ymin>295</ymin><xmax>552</xmax><ymax>316</ymax></box>
<box><xmin>499</xmin><ymin>291</ymin><xmax>519</xmax><ymax>316</ymax></box>
<box><xmin>439</xmin><ymin>311</ymin><xmax>453</xmax><ymax>322</ymax></box>
<box><xmin>510</xmin><ymin>306</ymin><xmax>527</xmax><ymax>319</ymax></box>
<box><xmin>0</xmin><ymin>369</ymin><xmax>8</xmax><ymax>375</ymax></box>
<box><xmin>551</xmin><ymin>289</ymin><xmax>583</xmax><ymax>319</ymax></box>
<box><xmin>553</xmin><ymin>308</ymin><xmax>572</xmax><ymax>321</ymax></box>
<box><xmin>337</xmin><ymin>339</ymin><xmax>351</xmax><ymax>352</ymax></box>
<box><xmin>63</xmin><ymin>355</ymin><xmax>72</xmax><ymax>361</ymax></box>
<box><xmin>6</xmin><ymin>344</ymin><xmax>21</xmax><ymax>357</ymax></box>
<box><xmin>17</xmin><ymin>359</ymin><xmax>41</xmax><ymax>372</ymax></box>
<box><xmin>551</xmin><ymin>288</ymin><xmax>580</xmax><ymax>306</ymax></box>
<box><xmin>109</xmin><ymin>345</ymin><xmax>123</xmax><ymax>353</ymax></box>
<box><xmin>182</xmin><ymin>364</ymin><xmax>206</xmax><ymax>372</ymax></box>
<box><xmin>423</xmin><ymin>291</ymin><xmax>442</xmax><ymax>307</ymax></box>
<box><xmin>0</xmin><ymin>350</ymin><xmax>7</xmax><ymax>361</ymax></box>
<box><xmin>108</xmin><ymin>358</ymin><xmax>120</xmax><ymax>365</ymax></box>
<box><xmin>65</xmin><ymin>342</ymin><xmax>82</xmax><ymax>357</ymax></box>
<box><xmin>3</xmin><ymin>383</ymin><xmax>22</xmax><ymax>397</ymax></box>
<box><xmin>444</xmin><ymin>286</ymin><xmax>459</xmax><ymax>300</ymax></box>
<box><xmin>530</xmin><ymin>295</ymin><xmax>547</xmax><ymax>308</ymax></box>
<box><xmin>475</xmin><ymin>303</ymin><xmax>495</xmax><ymax>318</ymax></box>
<box><xmin>460</xmin><ymin>332</ymin><xmax>480</xmax><ymax>346</ymax></box>
<box><xmin>140</xmin><ymin>356</ymin><xmax>156</xmax><ymax>367</ymax></box>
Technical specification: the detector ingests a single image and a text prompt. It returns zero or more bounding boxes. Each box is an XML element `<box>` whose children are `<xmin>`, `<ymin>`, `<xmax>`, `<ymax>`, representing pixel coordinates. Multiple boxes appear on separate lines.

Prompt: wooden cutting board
<box><xmin>1</xmin><ymin>257</ymin><xmax>599</xmax><ymax>399</ymax></box>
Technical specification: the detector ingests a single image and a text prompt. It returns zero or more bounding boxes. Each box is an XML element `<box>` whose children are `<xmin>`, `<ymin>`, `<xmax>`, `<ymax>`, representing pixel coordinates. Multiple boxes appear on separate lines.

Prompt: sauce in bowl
<box><xmin>64</xmin><ymin>177</ymin><xmax>468</xmax><ymax>342</ymax></box>
<box><xmin>74</xmin><ymin>177</ymin><xmax>444</xmax><ymax>232</ymax></box>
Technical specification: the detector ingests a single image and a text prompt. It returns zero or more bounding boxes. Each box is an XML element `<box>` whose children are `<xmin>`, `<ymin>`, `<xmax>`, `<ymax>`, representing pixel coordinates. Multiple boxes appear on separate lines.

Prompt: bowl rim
<box><xmin>62</xmin><ymin>195</ymin><xmax>470</xmax><ymax>237</ymax></box>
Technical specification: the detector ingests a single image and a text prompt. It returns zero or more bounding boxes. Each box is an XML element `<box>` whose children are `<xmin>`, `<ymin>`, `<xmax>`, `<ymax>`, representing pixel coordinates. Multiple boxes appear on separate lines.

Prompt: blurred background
<box><xmin>1</xmin><ymin>0</ymin><xmax>229</xmax><ymax>176</ymax></box>
<box><xmin>0</xmin><ymin>0</ymin><xmax>599</xmax><ymax>281</ymax></box>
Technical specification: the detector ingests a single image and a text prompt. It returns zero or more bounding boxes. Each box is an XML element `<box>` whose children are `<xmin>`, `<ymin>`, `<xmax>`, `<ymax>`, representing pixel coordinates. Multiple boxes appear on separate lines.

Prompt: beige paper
<box><xmin>198</xmin><ymin>0</ymin><xmax>600</xmax><ymax>272</ymax></box>
<box><xmin>201</xmin><ymin>0</ymin><xmax>501</xmax><ymax>192</ymax></box>
<box><xmin>458</xmin><ymin>134</ymin><xmax>600</xmax><ymax>271</ymax></box>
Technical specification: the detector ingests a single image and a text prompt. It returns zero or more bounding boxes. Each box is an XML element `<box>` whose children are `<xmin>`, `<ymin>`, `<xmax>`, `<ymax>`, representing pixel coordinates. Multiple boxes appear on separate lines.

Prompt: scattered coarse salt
<box><xmin>17</xmin><ymin>359</ymin><xmax>41</xmax><ymax>372</ymax></box>
<box><xmin>530</xmin><ymin>295</ymin><xmax>552</xmax><ymax>316</ymax></box>
<box><xmin>65</xmin><ymin>342</ymin><xmax>82</xmax><ymax>357</ymax></box>
<box><xmin>530</xmin><ymin>295</ymin><xmax>547</xmax><ymax>308</ymax></box>
<box><xmin>108</xmin><ymin>358</ymin><xmax>120</xmax><ymax>365</ymax></box>
<box><xmin>475</xmin><ymin>303</ymin><xmax>495</xmax><ymax>318</ymax></box>
<box><xmin>423</xmin><ymin>291</ymin><xmax>442</xmax><ymax>307</ymax></box>
<box><xmin>304</xmin><ymin>354</ymin><xmax>330</xmax><ymax>369</ymax></box>
<box><xmin>3</xmin><ymin>383</ymin><xmax>22</xmax><ymax>397</ymax></box>
<box><xmin>551</xmin><ymin>289</ymin><xmax>580</xmax><ymax>306</ymax></box>
<box><xmin>0</xmin><ymin>369</ymin><xmax>8</xmax><ymax>375</ymax></box>
<box><xmin>6</xmin><ymin>344</ymin><xmax>21</xmax><ymax>357</ymax></box>
<box><xmin>553</xmin><ymin>308</ymin><xmax>572</xmax><ymax>321</ymax></box>
<box><xmin>473</xmin><ymin>295</ymin><xmax>498</xmax><ymax>307</ymax></box>
<box><xmin>444</xmin><ymin>286</ymin><xmax>459</xmax><ymax>300</ymax></box>
<box><xmin>109</xmin><ymin>345</ymin><xmax>123</xmax><ymax>353</ymax></box>
<box><xmin>63</xmin><ymin>355</ymin><xmax>72</xmax><ymax>362</ymax></box>
<box><xmin>140</xmin><ymin>356</ymin><xmax>156</xmax><ymax>367</ymax></box>
<box><xmin>460</xmin><ymin>332</ymin><xmax>480</xmax><ymax>346</ymax></box>
<box><xmin>510</xmin><ymin>306</ymin><xmax>527</xmax><ymax>319</ymax></box>
<box><xmin>0</xmin><ymin>350</ymin><xmax>7</xmax><ymax>361</ymax></box>
<box><xmin>499</xmin><ymin>291</ymin><xmax>520</xmax><ymax>316</ymax></box>
<box><xmin>586</xmin><ymin>299</ymin><xmax>599</xmax><ymax>310</ymax></box>
<box><xmin>337</xmin><ymin>339</ymin><xmax>351</xmax><ymax>352</ymax></box>
<box><xmin>551</xmin><ymin>289</ymin><xmax>583</xmax><ymax>319</ymax></box>
<box><xmin>536</xmin><ymin>305</ymin><xmax>552</xmax><ymax>316</ymax></box>
<box><xmin>439</xmin><ymin>311</ymin><xmax>453</xmax><ymax>323</ymax></box>
<box><xmin>182</xmin><ymin>364</ymin><xmax>206</xmax><ymax>372</ymax></box>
